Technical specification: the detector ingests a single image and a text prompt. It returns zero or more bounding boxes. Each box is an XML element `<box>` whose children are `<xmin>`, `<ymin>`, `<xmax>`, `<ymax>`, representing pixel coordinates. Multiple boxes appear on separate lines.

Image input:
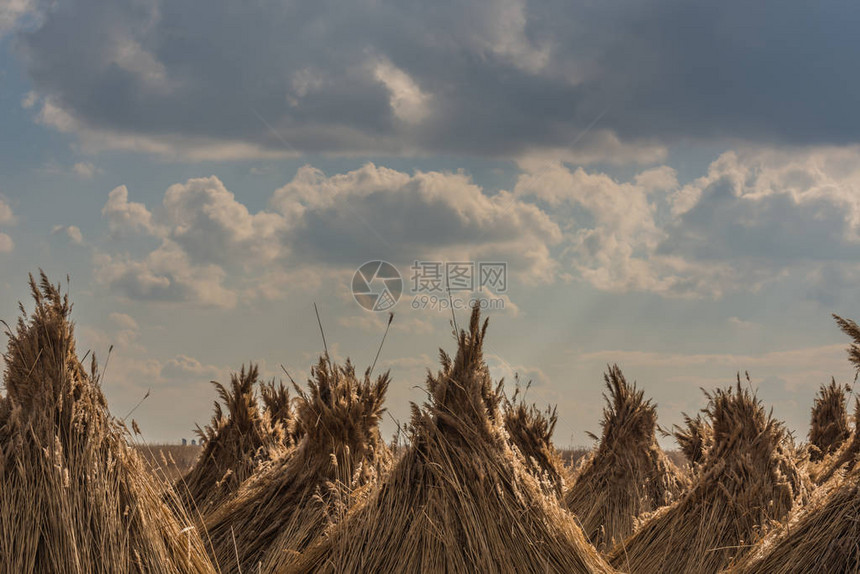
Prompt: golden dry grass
<box><xmin>674</xmin><ymin>412</ymin><xmax>713</xmax><ymax>470</ymax></box>
<box><xmin>0</xmin><ymin>272</ymin><xmax>216</xmax><ymax>574</ymax></box>
<box><xmin>607</xmin><ymin>379</ymin><xmax>809</xmax><ymax>574</ymax></box>
<box><xmin>283</xmin><ymin>308</ymin><xmax>616</xmax><ymax>574</ymax></box>
<box><xmin>136</xmin><ymin>444</ymin><xmax>202</xmax><ymax>483</ymax></box>
<box><xmin>563</xmin><ymin>364</ymin><xmax>686</xmax><ymax>552</ymax></box>
<box><xmin>808</xmin><ymin>378</ymin><xmax>851</xmax><ymax>463</ymax></box>
<box><xmin>7</xmin><ymin>272</ymin><xmax>859</xmax><ymax>574</ymax></box>
<box><xmin>176</xmin><ymin>364</ymin><xmax>293</xmax><ymax>518</ymax></box>
<box><xmin>502</xmin><ymin>382</ymin><xmax>565</xmax><ymax>497</ymax></box>
<box><xmin>729</xmin><ymin>316</ymin><xmax>860</xmax><ymax>573</ymax></box>
<box><xmin>202</xmin><ymin>357</ymin><xmax>390</xmax><ymax>574</ymax></box>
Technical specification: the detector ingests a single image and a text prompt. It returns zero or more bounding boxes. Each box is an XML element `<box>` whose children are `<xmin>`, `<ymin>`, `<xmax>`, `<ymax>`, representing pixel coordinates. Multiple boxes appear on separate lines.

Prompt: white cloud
<box><xmin>51</xmin><ymin>225</ymin><xmax>83</xmax><ymax>245</ymax></box>
<box><xmin>0</xmin><ymin>197</ymin><xmax>14</xmax><ymax>225</ymax></box>
<box><xmin>272</xmin><ymin>163</ymin><xmax>562</xmax><ymax>282</ymax></box>
<box><xmin>515</xmin><ymin>147</ymin><xmax>860</xmax><ymax>299</ymax></box>
<box><xmin>20</xmin><ymin>91</ymin><xmax>37</xmax><ymax>109</ymax></box>
<box><xmin>102</xmin><ymin>185</ymin><xmax>159</xmax><ymax>236</ymax></box>
<box><xmin>110</xmin><ymin>36</ymin><xmax>170</xmax><ymax>93</ymax></box>
<box><xmin>90</xmin><ymin>148</ymin><xmax>860</xmax><ymax>307</ymax></box>
<box><xmin>161</xmin><ymin>354</ymin><xmax>221</xmax><ymax>380</ymax></box>
<box><xmin>94</xmin><ymin>240</ymin><xmax>238</xmax><ymax>308</ymax></box>
<box><xmin>478</xmin><ymin>0</ymin><xmax>550</xmax><ymax>73</ymax></box>
<box><xmin>515</xmin><ymin>160</ymin><xmax>687</xmax><ymax>295</ymax></box>
<box><xmin>0</xmin><ymin>233</ymin><xmax>13</xmax><ymax>253</ymax></box>
<box><xmin>0</xmin><ymin>0</ymin><xmax>36</xmax><ymax>35</ymax></box>
<box><xmin>72</xmin><ymin>162</ymin><xmax>98</xmax><ymax>178</ymax></box>
<box><xmin>0</xmin><ymin>197</ymin><xmax>14</xmax><ymax>253</ymax></box>
<box><xmin>95</xmin><ymin>164</ymin><xmax>562</xmax><ymax>307</ymax></box>
<box><xmin>109</xmin><ymin>312</ymin><xmax>139</xmax><ymax>331</ymax></box>
<box><xmin>373</xmin><ymin>58</ymin><xmax>431</xmax><ymax>124</ymax></box>
<box><xmin>161</xmin><ymin>176</ymin><xmax>287</xmax><ymax>268</ymax></box>
<box><xmin>35</xmin><ymin>98</ymin><xmax>296</xmax><ymax>161</ymax></box>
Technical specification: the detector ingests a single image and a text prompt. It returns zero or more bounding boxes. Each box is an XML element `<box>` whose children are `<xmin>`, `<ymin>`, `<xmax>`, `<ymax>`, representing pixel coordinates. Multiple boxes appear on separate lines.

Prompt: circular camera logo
<box><xmin>352</xmin><ymin>261</ymin><xmax>402</xmax><ymax>311</ymax></box>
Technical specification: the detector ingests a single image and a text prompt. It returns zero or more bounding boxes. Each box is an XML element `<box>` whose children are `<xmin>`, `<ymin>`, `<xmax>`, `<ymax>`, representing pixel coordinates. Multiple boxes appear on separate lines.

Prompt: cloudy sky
<box><xmin>2</xmin><ymin>0</ymin><xmax>860</xmax><ymax>445</ymax></box>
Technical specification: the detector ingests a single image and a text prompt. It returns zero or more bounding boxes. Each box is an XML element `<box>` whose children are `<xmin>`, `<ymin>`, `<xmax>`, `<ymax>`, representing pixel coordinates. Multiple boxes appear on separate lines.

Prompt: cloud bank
<box><xmin>16</xmin><ymin>0</ymin><xmax>860</xmax><ymax>161</ymax></box>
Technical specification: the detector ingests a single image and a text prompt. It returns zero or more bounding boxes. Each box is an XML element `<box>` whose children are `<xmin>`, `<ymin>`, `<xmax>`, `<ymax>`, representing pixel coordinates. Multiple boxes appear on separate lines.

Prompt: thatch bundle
<box><xmin>813</xmin><ymin>399</ymin><xmax>860</xmax><ymax>484</ymax></box>
<box><xmin>807</xmin><ymin>316</ymin><xmax>860</xmax><ymax>484</ymax></box>
<box><xmin>729</xmin><ymin>322</ymin><xmax>860</xmax><ymax>573</ymax></box>
<box><xmin>203</xmin><ymin>357</ymin><xmax>390</xmax><ymax>574</ymax></box>
<box><xmin>607</xmin><ymin>380</ymin><xmax>809</xmax><ymax>574</ymax></box>
<box><xmin>260</xmin><ymin>378</ymin><xmax>301</xmax><ymax>445</ymax></box>
<box><xmin>284</xmin><ymin>308</ymin><xmax>615</xmax><ymax>574</ymax></box>
<box><xmin>177</xmin><ymin>363</ymin><xmax>289</xmax><ymax>517</ymax></box>
<box><xmin>728</xmin><ymin>464</ymin><xmax>860</xmax><ymax>573</ymax></box>
<box><xmin>808</xmin><ymin>378</ymin><xmax>851</xmax><ymax>463</ymax></box>
<box><xmin>0</xmin><ymin>273</ymin><xmax>215</xmax><ymax>573</ymax></box>
<box><xmin>674</xmin><ymin>412</ymin><xmax>713</xmax><ymax>470</ymax></box>
<box><xmin>502</xmin><ymin>385</ymin><xmax>565</xmax><ymax>497</ymax></box>
<box><xmin>563</xmin><ymin>364</ymin><xmax>685</xmax><ymax>551</ymax></box>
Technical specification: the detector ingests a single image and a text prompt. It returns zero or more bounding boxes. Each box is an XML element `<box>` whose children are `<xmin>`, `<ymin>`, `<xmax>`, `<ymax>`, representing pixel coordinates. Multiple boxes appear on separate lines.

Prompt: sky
<box><xmin>2</xmin><ymin>0</ymin><xmax>860</xmax><ymax>446</ymax></box>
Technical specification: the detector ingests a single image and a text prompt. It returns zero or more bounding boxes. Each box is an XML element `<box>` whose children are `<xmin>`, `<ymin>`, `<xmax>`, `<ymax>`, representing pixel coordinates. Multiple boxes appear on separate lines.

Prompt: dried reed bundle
<box><xmin>563</xmin><ymin>364</ymin><xmax>685</xmax><ymax>551</ymax></box>
<box><xmin>674</xmin><ymin>412</ymin><xmax>713</xmax><ymax>469</ymax></box>
<box><xmin>807</xmin><ymin>316</ymin><xmax>860</xmax><ymax>484</ymax></box>
<box><xmin>730</xmin><ymin>323</ymin><xmax>860</xmax><ymax>573</ymax></box>
<box><xmin>177</xmin><ymin>363</ymin><xmax>286</xmax><ymax>517</ymax></box>
<box><xmin>813</xmin><ymin>399</ymin><xmax>860</xmax><ymax>484</ymax></box>
<box><xmin>607</xmin><ymin>379</ymin><xmax>809</xmax><ymax>574</ymax></box>
<box><xmin>0</xmin><ymin>272</ymin><xmax>215</xmax><ymax>573</ymax></box>
<box><xmin>203</xmin><ymin>357</ymin><xmax>390</xmax><ymax>574</ymax></box>
<box><xmin>728</xmin><ymin>464</ymin><xmax>860</xmax><ymax>573</ymax></box>
<box><xmin>502</xmin><ymin>383</ymin><xmax>565</xmax><ymax>497</ymax></box>
<box><xmin>260</xmin><ymin>378</ymin><xmax>301</xmax><ymax>446</ymax></box>
<box><xmin>808</xmin><ymin>378</ymin><xmax>851</xmax><ymax>463</ymax></box>
<box><xmin>284</xmin><ymin>308</ymin><xmax>615</xmax><ymax>574</ymax></box>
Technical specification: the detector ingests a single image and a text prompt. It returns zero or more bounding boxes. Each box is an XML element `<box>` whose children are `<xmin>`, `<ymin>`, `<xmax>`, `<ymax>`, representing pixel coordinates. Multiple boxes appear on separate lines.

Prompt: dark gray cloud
<box><xmin>17</xmin><ymin>0</ymin><xmax>860</xmax><ymax>160</ymax></box>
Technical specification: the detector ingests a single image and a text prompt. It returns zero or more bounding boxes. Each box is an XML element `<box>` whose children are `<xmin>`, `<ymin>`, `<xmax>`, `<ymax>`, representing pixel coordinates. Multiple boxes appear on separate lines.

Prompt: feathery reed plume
<box><xmin>203</xmin><ymin>357</ymin><xmax>390</xmax><ymax>574</ymax></box>
<box><xmin>177</xmin><ymin>363</ymin><xmax>284</xmax><ymax>517</ymax></box>
<box><xmin>834</xmin><ymin>314</ymin><xmax>860</xmax><ymax>371</ymax></box>
<box><xmin>563</xmin><ymin>364</ymin><xmax>685</xmax><ymax>551</ymax></box>
<box><xmin>259</xmin><ymin>377</ymin><xmax>301</xmax><ymax>445</ymax></box>
<box><xmin>808</xmin><ymin>378</ymin><xmax>851</xmax><ymax>463</ymax></box>
<box><xmin>502</xmin><ymin>381</ymin><xmax>565</xmax><ymax>497</ymax></box>
<box><xmin>607</xmin><ymin>379</ymin><xmax>809</xmax><ymax>574</ymax></box>
<box><xmin>284</xmin><ymin>308</ymin><xmax>616</xmax><ymax>574</ymax></box>
<box><xmin>674</xmin><ymin>412</ymin><xmax>713</xmax><ymax>470</ymax></box>
<box><xmin>0</xmin><ymin>272</ymin><xmax>215</xmax><ymax>573</ymax></box>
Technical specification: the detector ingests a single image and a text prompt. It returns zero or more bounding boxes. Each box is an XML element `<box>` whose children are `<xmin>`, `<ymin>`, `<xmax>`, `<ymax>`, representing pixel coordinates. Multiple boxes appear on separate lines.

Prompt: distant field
<box><xmin>560</xmin><ymin>447</ymin><xmax>687</xmax><ymax>471</ymax></box>
<box><xmin>135</xmin><ymin>443</ymin><xmax>202</xmax><ymax>482</ymax></box>
<box><xmin>132</xmin><ymin>443</ymin><xmax>686</xmax><ymax>484</ymax></box>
